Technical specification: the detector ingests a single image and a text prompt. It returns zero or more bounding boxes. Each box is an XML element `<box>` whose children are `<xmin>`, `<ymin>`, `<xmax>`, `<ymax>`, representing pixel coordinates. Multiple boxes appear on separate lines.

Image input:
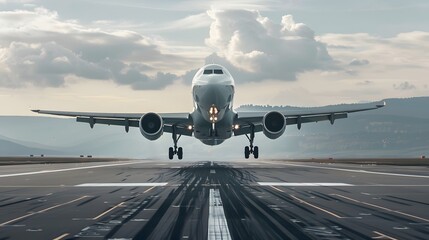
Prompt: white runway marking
<box><xmin>0</xmin><ymin>161</ymin><xmax>140</xmax><ymax>178</ymax></box>
<box><xmin>208</xmin><ymin>189</ymin><xmax>232</xmax><ymax>240</ymax></box>
<box><xmin>258</xmin><ymin>182</ymin><xmax>354</xmax><ymax>186</ymax></box>
<box><xmin>75</xmin><ymin>183</ymin><xmax>168</xmax><ymax>187</ymax></box>
<box><xmin>261</xmin><ymin>161</ymin><xmax>429</xmax><ymax>178</ymax></box>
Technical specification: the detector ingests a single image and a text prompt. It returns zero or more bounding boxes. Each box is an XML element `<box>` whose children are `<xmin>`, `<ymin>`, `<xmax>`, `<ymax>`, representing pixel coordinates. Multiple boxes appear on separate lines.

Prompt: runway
<box><xmin>1</xmin><ymin>159</ymin><xmax>429</xmax><ymax>239</ymax></box>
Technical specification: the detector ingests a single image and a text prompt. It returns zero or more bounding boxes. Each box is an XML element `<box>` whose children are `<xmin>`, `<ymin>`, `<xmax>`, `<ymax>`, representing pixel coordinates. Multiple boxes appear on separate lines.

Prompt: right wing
<box><xmin>233</xmin><ymin>101</ymin><xmax>386</xmax><ymax>136</ymax></box>
<box><xmin>32</xmin><ymin>110</ymin><xmax>193</xmax><ymax>136</ymax></box>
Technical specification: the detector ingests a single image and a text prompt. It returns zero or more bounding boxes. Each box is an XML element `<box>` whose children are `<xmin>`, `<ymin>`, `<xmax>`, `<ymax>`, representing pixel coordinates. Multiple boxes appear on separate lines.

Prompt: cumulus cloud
<box><xmin>204</xmin><ymin>10</ymin><xmax>333</xmax><ymax>83</ymax></box>
<box><xmin>0</xmin><ymin>7</ymin><xmax>181</xmax><ymax>89</ymax></box>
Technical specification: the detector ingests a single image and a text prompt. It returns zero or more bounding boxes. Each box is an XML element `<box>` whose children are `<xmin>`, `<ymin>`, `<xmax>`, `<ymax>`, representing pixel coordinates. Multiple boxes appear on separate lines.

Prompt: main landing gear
<box><xmin>169</xmin><ymin>127</ymin><xmax>183</xmax><ymax>160</ymax></box>
<box><xmin>244</xmin><ymin>126</ymin><xmax>259</xmax><ymax>159</ymax></box>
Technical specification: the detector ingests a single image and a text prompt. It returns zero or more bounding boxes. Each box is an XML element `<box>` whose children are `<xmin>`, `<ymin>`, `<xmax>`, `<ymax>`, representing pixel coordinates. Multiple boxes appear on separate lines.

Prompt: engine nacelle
<box><xmin>263</xmin><ymin>111</ymin><xmax>286</xmax><ymax>139</ymax></box>
<box><xmin>139</xmin><ymin>113</ymin><xmax>163</xmax><ymax>141</ymax></box>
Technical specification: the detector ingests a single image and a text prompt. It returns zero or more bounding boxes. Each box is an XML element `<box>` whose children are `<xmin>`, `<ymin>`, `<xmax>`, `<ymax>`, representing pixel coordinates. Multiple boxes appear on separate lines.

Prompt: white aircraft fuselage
<box><xmin>191</xmin><ymin>64</ymin><xmax>235</xmax><ymax>145</ymax></box>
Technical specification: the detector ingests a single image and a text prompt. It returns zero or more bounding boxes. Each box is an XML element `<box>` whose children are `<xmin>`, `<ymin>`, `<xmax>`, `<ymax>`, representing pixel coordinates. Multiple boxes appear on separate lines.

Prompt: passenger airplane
<box><xmin>33</xmin><ymin>64</ymin><xmax>385</xmax><ymax>159</ymax></box>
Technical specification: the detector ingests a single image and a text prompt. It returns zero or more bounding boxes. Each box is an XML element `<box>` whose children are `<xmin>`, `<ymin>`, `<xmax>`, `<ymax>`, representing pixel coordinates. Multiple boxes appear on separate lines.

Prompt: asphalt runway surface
<box><xmin>1</xmin><ymin>159</ymin><xmax>429</xmax><ymax>240</ymax></box>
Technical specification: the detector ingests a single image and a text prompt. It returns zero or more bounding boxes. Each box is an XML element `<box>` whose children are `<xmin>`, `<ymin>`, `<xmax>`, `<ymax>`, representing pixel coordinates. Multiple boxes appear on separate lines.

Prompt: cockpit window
<box><xmin>203</xmin><ymin>69</ymin><xmax>213</xmax><ymax>74</ymax></box>
<box><xmin>213</xmin><ymin>69</ymin><xmax>223</xmax><ymax>74</ymax></box>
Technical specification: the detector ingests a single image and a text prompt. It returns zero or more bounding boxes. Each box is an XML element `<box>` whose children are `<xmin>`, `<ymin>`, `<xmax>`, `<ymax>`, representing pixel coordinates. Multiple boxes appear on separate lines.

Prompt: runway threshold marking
<box><xmin>208</xmin><ymin>189</ymin><xmax>232</xmax><ymax>240</ymax></box>
<box><xmin>260</xmin><ymin>161</ymin><xmax>429</xmax><ymax>179</ymax></box>
<box><xmin>372</xmin><ymin>231</ymin><xmax>398</xmax><ymax>240</ymax></box>
<box><xmin>75</xmin><ymin>183</ymin><xmax>168</xmax><ymax>187</ymax></box>
<box><xmin>93</xmin><ymin>202</ymin><xmax>125</xmax><ymax>220</ymax></box>
<box><xmin>0</xmin><ymin>161</ymin><xmax>140</xmax><ymax>178</ymax></box>
<box><xmin>52</xmin><ymin>233</ymin><xmax>70</xmax><ymax>240</ymax></box>
<box><xmin>258</xmin><ymin>182</ymin><xmax>354</xmax><ymax>187</ymax></box>
<box><xmin>289</xmin><ymin>195</ymin><xmax>345</xmax><ymax>219</ymax></box>
<box><xmin>331</xmin><ymin>194</ymin><xmax>429</xmax><ymax>222</ymax></box>
<box><xmin>0</xmin><ymin>196</ymin><xmax>89</xmax><ymax>227</ymax></box>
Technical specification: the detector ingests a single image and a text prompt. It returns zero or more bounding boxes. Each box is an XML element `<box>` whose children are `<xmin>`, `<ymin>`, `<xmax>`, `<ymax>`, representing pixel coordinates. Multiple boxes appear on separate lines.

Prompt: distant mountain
<box><xmin>0</xmin><ymin>97</ymin><xmax>428</xmax><ymax>159</ymax></box>
<box><xmin>0</xmin><ymin>138</ymin><xmax>60</xmax><ymax>156</ymax></box>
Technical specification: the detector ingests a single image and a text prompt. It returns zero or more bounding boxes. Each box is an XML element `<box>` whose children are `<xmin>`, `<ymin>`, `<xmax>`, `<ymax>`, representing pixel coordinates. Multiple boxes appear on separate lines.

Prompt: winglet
<box><xmin>31</xmin><ymin>109</ymin><xmax>41</xmax><ymax>113</ymax></box>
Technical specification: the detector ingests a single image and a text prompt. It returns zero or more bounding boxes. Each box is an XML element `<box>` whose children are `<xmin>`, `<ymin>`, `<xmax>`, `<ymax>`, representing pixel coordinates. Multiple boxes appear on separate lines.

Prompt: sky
<box><xmin>0</xmin><ymin>0</ymin><xmax>428</xmax><ymax>115</ymax></box>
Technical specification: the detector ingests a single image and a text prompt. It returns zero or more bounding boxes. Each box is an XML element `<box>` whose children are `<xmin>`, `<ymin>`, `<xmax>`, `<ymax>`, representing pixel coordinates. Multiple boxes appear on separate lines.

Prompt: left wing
<box><xmin>31</xmin><ymin>110</ymin><xmax>193</xmax><ymax>136</ymax></box>
<box><xmin>233</xmin><ymin>101</ymin><xmax>386</xmax><ymax>136</ymax></box>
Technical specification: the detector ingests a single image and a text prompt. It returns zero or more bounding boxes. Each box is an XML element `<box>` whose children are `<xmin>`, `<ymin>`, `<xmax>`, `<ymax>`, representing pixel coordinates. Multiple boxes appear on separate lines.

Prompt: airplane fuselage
<box><xmin>191</xmin><ymin>64</ymin><xmax>235</xmax><ymax>145</ymax></box>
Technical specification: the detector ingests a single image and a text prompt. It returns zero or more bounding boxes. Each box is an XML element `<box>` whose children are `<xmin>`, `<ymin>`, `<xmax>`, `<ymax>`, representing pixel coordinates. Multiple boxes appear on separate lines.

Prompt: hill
<box><xmin>0</xmin><ymin>97</ymin><xmax>428</xmax><ymax>159</ymax></box>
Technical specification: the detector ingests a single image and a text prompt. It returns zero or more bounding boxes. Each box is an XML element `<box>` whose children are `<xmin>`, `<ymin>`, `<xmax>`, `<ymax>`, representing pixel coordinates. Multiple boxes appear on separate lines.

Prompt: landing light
<box><xmin>187</xmin><ymin>125</ymin><xmax>193</xmax><ymax>130</ymax></box>
<box><xmin>209</xmin><ymin>105</ymin><xmax>219</xmax><ymax>123</ymax></box>
<box><xmin>233</xmin><ymin>124</ymin><xmax>240</xmax><ymax>130</ymax></box>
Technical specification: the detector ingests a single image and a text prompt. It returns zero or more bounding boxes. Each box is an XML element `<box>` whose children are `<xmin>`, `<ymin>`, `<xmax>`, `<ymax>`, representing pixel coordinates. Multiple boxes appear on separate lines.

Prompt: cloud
<box><xmin>162</xmin><ymin>12</ymin><xmax>211</xmax><ymax>30</ymax></box>
<box><xmin>0</xmin><ymin>7</ymin><xmax>182</xmax><ymax>89</ymax></box>
<box><xmin>204</xmin><ymin>10</ymin><xmax>334</xmax><ymax>83</ymax></box>
<box><xmin>394</xmin><ymin>81</ymin><xmax>416</xmax><ymax>91</ymax></box>
<box><xmin>349</xmin><ymin>58</ymin><xmax>369</xmax><ymax>66</ymax></box>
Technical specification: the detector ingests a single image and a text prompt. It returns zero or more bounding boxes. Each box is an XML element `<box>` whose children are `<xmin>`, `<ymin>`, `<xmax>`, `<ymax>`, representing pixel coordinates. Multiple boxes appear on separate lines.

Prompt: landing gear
<box><xmin>244</xmin><ymin>125</ymin><xmax>259</xmax><ymax>159</ymax></box>
<box><xmin>169</xmin><ymin>126</ymin><xmax>183</xmax><ymax>160</ymax></box>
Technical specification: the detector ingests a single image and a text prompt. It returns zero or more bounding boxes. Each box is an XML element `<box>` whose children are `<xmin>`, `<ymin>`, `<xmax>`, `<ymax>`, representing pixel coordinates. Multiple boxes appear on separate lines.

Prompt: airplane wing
<box><xmin>31</xmin><ymin>110</ymin><xmax>193</xmax><ymax>136</ymax></box>
<box><xmin>233</xmin><ymin>101</ymin><xmax>386</xmax><ymax>136</ymax></box>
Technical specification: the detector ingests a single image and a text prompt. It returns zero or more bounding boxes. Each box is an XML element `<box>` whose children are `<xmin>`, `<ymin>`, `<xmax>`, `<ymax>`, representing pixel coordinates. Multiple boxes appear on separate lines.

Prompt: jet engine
<box><xmin>262</xmin><ymin>111</ymin><xmax>286</xmax><ymax>139</ymax></box>
<box><xmin>139</xmin><ymin>113</ymin><xmax>163</xmax><ymax>140</ymax></box>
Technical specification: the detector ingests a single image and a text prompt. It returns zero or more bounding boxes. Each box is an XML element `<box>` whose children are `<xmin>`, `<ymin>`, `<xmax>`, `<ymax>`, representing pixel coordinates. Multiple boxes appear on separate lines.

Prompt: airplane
<box><xmin>33</xmin><ymin>64</ymin><xmax>385</xmax><ymax>160</ymax></box>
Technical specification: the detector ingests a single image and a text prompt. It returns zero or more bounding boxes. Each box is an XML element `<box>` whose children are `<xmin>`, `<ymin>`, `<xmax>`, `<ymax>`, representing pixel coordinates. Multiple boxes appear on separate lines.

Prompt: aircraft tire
<box><xmin>169</xmin><ymin>147</ymin><xmax>174</xmax><ymax>160</ymax></box>
<box><xmin>178</xmin><ymin>147</ymin><xmax>183</xmax><ymax>160</ymax></box>
<box><xmin>254</xmin><ymin>146</ymin><xmax>259</xmax><ymax>159</ymax></box>
<box><xmin>244</xmin><ymin>146</ymin><xmax>250</xmax><ymax>159</ymax></box>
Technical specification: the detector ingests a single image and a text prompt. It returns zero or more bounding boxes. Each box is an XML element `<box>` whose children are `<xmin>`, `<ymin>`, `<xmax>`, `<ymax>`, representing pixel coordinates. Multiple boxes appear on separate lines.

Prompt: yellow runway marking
<box><xmin>0</xmin><ymin>196</ymin><xmax>89</xmax><ymax>226</ymax></box>
<box><xmin>332</xmin><ymin>194</ymin><xmax>429</xmax><ymax>222</ymax></box>
<box><xmin>52</xmin><ymin>233</ymin><xmax>70</xmax><ymax>240</ymax></box>
<box><xmin>289</xmin><ymin>195</ymin><xmax>345</xmax><ymax>218</ymax></box>
<box><xmin>372</xmin><ymin>231</ymin><xmax>398</xmax><ymax>240</ymax></box>
<box><xmin>93</xmin><ymin>202</ymin><xmax>125</xmax><ymax>220</ymax></box>
<box><xmin>270</xmin><ymin>185</ymin><xmax>285</xmax><ymax>193</ymax></box>
<box><xmin>143</xmin><ymin>186</ymin><xmax>157</xmax><ymax>193</ymax></box>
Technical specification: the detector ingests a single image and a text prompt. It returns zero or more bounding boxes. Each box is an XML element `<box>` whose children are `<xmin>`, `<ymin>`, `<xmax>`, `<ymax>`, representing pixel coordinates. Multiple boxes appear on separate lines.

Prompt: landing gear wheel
<box><xmin>244</xmin><ymin>146</ymin><xmax>250</xmax><ymax>159</ymax></box>
<box><xmin>253</xmin><ymin>146</ymin><xmax>259</xmax><ymax>159</ymax></box>
<box><xmin>244</xmin><ymin>125</ymin><xmax>260</xmax><ymax>159</ymax></box>
<box><xmin>168</xmin><ymin>126</ymin><xmax>183</xmax><ymax>160</ymax></box>
<box><xmin>177</xmin><ymin>147</ymin><xmax>183</xmax><ymax>160</ymax></box>
<box><xmin>169</xmin><ymin>147</ymin><xmax>174</xmax><ymax>160</ymax></box>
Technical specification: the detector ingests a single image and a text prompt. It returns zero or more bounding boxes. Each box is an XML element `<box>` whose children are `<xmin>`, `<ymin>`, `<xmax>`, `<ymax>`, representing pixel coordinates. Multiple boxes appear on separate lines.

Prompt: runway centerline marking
<box><xmin>260</xmin><ymin>161</ymin><xmax>429</xmax><ymax>178</ymax></box>
<box><xmin>0</xmin><ymin>161</ymin><xmax>140</xmax><ymax>178</ymax></box>
<box><xmin>208</xmin><ymin>189</ymin><xmax>232</xmax><ymax>240</ymax></box>
<box><xmin>332</xmin><ymin>194</ymin><xmax>429</xmax><ymax>222</ymax></box>
<box><xmin>75</xmin><ymin>183</ymin><xmax>168</xmax><ymax>187</ymax></box>
<box><xmin>0</xmin><ymin>195</ymin><xmax>89</xmax><ymax>227</ymax></box>
<box><xmin>258</xmin><ymin>182</ymin><xmax>354</xmax><ymax>187</ymax></box>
